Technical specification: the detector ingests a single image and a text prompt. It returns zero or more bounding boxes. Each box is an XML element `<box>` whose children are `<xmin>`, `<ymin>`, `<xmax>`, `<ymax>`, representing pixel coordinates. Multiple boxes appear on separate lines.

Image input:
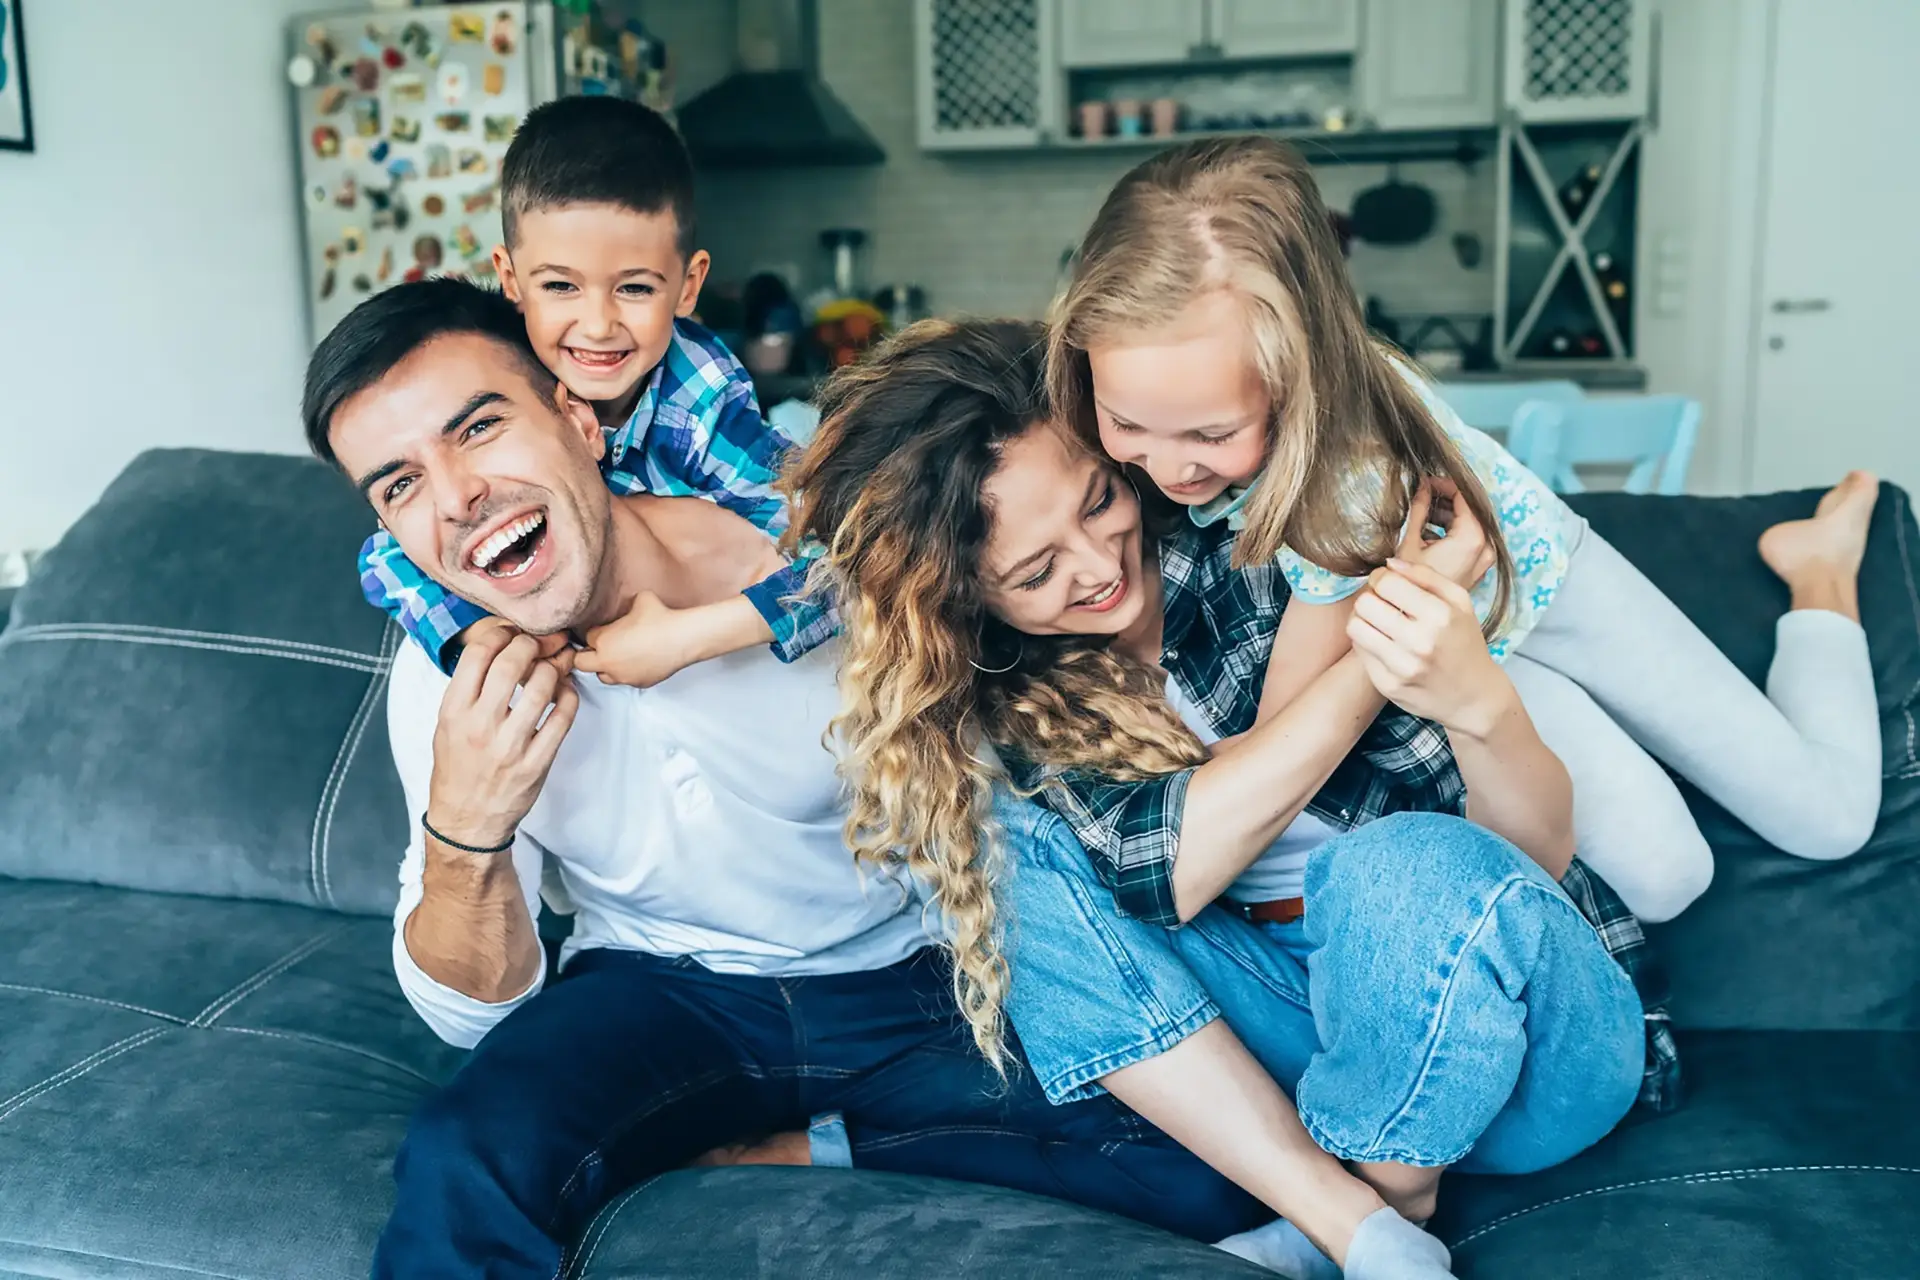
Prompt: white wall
<box><xmin>0</xmin><ymin>0</ymin><xmax>314</xmax><ymax>554</ymax></box>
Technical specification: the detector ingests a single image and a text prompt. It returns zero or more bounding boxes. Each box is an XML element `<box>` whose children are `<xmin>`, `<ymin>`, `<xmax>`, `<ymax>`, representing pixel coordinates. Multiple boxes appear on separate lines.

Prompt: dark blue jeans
<box><xmin>372</xmin><ymin>946</ymin><xmax>1265</xmax><ymax>1278</ymax></box>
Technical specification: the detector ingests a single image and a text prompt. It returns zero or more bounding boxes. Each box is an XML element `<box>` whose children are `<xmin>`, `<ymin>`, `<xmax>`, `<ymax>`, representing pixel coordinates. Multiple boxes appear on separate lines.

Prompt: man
<box><xmin>302</xmin><ymin>279</ymin><xmax>1264</xmax><ymax>1277</ymax></box>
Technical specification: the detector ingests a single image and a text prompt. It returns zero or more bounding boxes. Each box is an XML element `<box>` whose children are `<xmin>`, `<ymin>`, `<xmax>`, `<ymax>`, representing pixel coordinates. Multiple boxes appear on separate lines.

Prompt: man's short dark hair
<box><xmin>500</xmin><ymin>96</ymin><xmax>696</xmax><ymax>258</ymax></box>
<box><xmin>302</xmin><ymin>277</ymin><xmax>558</xmax><ymax>468</ymax></box>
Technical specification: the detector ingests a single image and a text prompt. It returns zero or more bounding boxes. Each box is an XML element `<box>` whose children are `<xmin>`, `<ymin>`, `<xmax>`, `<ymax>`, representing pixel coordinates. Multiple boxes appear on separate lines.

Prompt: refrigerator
<box><xmin>287</xmin><ymin>3</ymin><xmax>560</xmax><ymax>344</ymax></box>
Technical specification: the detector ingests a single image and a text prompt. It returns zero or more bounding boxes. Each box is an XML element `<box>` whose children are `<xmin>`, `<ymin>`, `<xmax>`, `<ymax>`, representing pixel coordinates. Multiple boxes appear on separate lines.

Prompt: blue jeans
<box><xmin>998</xmin><ymin>799</ymin><xmax>1646</xmax><ymax>1173</ymax></box>
<box><xmin>373</xmin><ymin>945</ymin><xmax>1267</xmax><ymax>1278</ymax></box>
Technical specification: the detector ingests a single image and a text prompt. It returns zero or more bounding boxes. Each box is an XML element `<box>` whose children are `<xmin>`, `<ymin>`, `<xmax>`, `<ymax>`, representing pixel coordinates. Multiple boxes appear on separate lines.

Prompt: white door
<box><xmin>1058</xmin><ymin>0</ymin><xmax>1206</xmax><ymax>68</ymax></box>
<box><xmin>1750</xmin><ymin>0</ymin><xmax>1920</xmax><ymax>492</ymax></box>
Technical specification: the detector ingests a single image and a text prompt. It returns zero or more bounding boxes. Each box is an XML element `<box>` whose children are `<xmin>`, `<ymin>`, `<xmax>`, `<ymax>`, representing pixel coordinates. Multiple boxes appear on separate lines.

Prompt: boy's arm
<box><xmin>361</xmin><ymin>528</ymin><xmax>492</xmax><ymax>674</ymax></box>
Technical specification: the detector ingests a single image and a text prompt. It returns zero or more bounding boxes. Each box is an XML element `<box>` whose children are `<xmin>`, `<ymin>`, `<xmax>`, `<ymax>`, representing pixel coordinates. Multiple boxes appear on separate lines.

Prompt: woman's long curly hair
<box><xmin>782</xmin><ymin>318</ymin><xmax>1206</xmax><ymax>1070</ymax></box>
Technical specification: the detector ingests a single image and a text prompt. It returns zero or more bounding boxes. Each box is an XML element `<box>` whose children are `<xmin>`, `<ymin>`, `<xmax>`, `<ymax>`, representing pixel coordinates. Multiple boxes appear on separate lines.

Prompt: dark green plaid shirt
<box><xmin>1001</xmin><ymin>520</ymin><xmax>1682</xmax><ymax>1114</ymax></box>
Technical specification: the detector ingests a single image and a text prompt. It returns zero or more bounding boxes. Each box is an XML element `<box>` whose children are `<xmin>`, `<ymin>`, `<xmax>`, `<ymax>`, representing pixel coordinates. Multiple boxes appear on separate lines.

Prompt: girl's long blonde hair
<box><xmin>782</xmin><ymin>318</ymin><xmax>1206</xmax><ymax>1069</ymax></box>
<box><xmin>1048</xmin><ymin>135</ymin><xmax>1514</xmax><ymax>639</ymax></box>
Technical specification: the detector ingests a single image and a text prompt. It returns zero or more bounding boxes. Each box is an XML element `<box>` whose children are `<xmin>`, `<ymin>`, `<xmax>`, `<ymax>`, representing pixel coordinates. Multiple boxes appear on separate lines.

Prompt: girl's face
<box><xmin>978</xmin><ymin>423</ymin><xmax>1148</xmax><ymax>638</ymax></box>
<box><xmin>1087</xmin><ymin>289</ymin><xmax>1270</xmax><ymax>507</ymax></box>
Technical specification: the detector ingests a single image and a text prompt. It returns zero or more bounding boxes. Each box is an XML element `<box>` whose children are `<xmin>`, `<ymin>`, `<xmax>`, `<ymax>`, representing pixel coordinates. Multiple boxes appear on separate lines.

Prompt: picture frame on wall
<box><xmin>0</xmin><ymin>0</ymin><xmax>33</xmax><ymax>153</ymax></box>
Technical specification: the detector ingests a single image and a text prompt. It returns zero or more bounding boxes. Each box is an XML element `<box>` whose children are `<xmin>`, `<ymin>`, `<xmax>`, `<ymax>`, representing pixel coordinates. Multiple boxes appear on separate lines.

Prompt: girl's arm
<box><xmin>1347</xmin><ymin>561</ymin><xmax>1575</xmax><ymax>878</ymax></box>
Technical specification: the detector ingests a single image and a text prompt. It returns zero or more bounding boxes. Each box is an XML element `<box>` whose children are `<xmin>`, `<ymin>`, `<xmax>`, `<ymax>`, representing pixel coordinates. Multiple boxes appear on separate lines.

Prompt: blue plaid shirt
<box><xmin>1002</xmin><ymin>519</ymin><xmax>1682</xmax><ymax>1114</ymax></box>
<box><xmin>358</xmin><ymin>318</ymin><xmax>836</xmax><ymax>673</ymax></box>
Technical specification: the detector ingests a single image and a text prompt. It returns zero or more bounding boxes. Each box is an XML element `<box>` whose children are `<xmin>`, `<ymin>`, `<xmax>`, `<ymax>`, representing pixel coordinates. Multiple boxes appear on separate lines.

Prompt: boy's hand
<box><xmin>574</xmin><ymin>591</ymin><xmax>706</xmax><ymax>689</ymax></box>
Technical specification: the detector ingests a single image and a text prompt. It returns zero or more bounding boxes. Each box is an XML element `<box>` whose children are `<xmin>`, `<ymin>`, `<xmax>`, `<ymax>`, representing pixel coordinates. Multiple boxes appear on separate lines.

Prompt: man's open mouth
<box><xmin>469</xmin><ymin>511</ymin><xmax>548</xmax><ymax>579</ymax></box>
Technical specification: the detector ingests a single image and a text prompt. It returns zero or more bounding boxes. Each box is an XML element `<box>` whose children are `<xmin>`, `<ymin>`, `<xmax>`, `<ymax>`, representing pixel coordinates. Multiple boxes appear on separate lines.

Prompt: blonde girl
<box><xmin>1048</xmin><ymin>136</ymin><xmax>1882</xmax><ymax>924</ymax></box>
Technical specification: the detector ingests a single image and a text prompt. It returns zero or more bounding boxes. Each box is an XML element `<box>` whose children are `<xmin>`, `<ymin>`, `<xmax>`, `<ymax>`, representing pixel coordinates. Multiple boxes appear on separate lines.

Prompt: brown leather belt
<box><xmin>1225</xmin><ymin>896</ymin><xmax>1305</xmax><ymax>925</ymax></box>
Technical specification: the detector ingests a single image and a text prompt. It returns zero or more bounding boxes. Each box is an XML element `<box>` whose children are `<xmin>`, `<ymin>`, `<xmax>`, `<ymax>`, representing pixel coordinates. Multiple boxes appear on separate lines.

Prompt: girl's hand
<box><xmin>1398</xmin><ymin>478</ymin><xmax>1496</xmax><ymax>590</ymax></box>
<box><xmin>1346</xmin><ymin>558</ymin><xmax>1516</xmax><ymax>740</ymax></box>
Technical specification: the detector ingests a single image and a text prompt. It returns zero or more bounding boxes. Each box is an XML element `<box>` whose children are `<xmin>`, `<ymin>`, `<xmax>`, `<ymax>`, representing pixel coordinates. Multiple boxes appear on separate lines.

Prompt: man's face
<box><xmin>328</xmin><ymin>331</ymin><xmax>613</xmax><ymax>635</ymax></box>
<box><xmin>493</xmin><ymin>203</ymin><xmax>709</xmax><ymax>411</ymax></box>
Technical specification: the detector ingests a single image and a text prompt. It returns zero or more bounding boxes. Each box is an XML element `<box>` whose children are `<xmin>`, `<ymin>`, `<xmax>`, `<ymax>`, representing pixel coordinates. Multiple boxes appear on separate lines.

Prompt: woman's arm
<box><xmin>1347</xmin><ymin>561</ymin><xmax>1575</xmax><ymax>878</ymax></box>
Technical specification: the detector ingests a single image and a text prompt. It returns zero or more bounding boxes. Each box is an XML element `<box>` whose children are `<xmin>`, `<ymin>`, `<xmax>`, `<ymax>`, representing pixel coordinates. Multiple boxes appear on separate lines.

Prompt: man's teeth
<box><xmin>1081</xmin><ymin>577</ymin><xmax>1122</xmax><ymax>606</ymax></box>
<box><xmin>471</xmin><ymin>513</ymin><xmax>544</xmax><ymax>570</ymax></box>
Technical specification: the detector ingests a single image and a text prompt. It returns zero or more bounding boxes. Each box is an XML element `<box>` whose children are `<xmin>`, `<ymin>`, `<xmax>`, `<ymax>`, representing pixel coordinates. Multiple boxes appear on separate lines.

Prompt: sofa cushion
<box><xmin>0</xmin><ymin>449</ymin><xmax>406</xmax><ymax>915</ymax></box>
<box><xmin>0</xmin><ymin>877</ymin><xmax>465</xmax><ymax>1278</ymax></box>
<box><xmin>1432</xmin><ymin>1029</ymin><xmax>1920</xmax><ymax>1278</ymax></box>
<box><xmin>1568</xmin><ymin>485</ymin><xmax>1920</xmax><ymax>1032</ymax></box>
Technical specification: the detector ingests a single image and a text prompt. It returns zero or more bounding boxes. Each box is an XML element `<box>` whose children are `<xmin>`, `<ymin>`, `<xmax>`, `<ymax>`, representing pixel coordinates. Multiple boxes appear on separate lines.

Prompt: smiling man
<box><xmin>302</xmin><ymin>279</ymin><xmax>1268</xmax><ymax>1277</ymax></box>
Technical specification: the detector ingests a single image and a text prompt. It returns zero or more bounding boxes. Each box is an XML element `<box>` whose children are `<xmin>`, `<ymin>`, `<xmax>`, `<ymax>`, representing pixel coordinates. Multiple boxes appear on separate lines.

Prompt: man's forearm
<box><xmin>1172</xmin><ymin>653</ymin><xmax>1386</xmax><ymax>919</ymax></box>
<box><xmin>402</xmin><ymin>834</ymin><xmax>541</xmax><ymax>1003</ymax></box>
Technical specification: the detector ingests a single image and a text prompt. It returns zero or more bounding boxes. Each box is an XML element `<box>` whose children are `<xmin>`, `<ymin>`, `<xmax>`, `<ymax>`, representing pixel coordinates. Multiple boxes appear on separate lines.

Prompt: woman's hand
<box><xmin>1345</xmin><ymin>559</ymin><xmax>1516</xmax><ymax>742</ymax></box>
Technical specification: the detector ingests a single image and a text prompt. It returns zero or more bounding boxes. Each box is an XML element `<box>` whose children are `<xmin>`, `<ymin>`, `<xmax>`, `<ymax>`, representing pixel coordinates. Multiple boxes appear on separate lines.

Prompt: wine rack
<box><xmin>1494</xmin><ymin>115</ymin><xmax>1644</xmax><ymax>365</ymax></box>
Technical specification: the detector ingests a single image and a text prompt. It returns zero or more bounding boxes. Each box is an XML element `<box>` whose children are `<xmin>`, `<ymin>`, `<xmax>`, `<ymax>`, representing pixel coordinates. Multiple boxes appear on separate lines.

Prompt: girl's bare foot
<box><xmin>1758</xmin><ymin>471</ymin><xmax>1878</xmax><ymax>620</ymax></box>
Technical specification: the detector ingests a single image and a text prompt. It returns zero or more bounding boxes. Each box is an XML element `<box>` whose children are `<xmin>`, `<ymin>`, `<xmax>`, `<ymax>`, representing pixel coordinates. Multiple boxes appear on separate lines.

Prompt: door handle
<box><xmin>1769</xmin><ymin>298</ymin><xmax>1832</xmax><ymax>314</ymax></box>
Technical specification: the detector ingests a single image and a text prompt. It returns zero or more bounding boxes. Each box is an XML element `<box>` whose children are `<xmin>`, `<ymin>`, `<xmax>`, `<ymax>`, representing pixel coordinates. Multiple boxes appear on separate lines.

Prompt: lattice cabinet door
<box><xmin>915</xmin><ymin>0</ymin><xmax>1064</xmax><ymax>149</ymax></box>
<box><xmin>1503</xmin><ymin>0</ymin><xmax>1654</xmax><ymax>122</ymax></box>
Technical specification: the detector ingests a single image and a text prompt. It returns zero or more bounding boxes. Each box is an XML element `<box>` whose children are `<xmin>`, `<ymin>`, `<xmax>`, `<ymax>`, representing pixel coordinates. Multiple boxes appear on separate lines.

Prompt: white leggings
<box><xmin>1506</xmin><ymin>525</ymin><xmax>1881</xmax><ymax>923</ymax></box>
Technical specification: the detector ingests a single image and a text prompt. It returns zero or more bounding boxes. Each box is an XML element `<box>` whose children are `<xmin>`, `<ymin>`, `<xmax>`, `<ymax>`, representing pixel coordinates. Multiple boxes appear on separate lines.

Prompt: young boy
<box><xmin>358</xmin><ymin>95</ymin><xmax>830</xmax><ymax>681</ymax></box>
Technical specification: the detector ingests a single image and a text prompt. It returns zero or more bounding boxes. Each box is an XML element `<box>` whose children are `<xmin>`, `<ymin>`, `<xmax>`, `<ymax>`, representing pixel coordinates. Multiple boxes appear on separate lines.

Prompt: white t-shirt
<box><xmin>385</xmin><ymin>639</ymin><xmax>931</xmax><ymax>1048</ymax></box>
<box><xmin>1164</xmin><ymin>673</ymin><xmax>1336</xmax><ymax>904</ymax></box>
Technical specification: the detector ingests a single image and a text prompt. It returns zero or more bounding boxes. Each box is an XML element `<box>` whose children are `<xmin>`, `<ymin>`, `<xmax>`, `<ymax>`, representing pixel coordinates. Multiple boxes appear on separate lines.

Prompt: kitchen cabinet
<box><xmin>915</xmin><ymin>0</ymin><xmax>1063</xmax><ymax>149</ymax></box>
<box><xmin>1358</xmin><ymin>0</ymin><xmax>1498</xmax><ymax>130</ymax></box>
<box><xmin>1059</xmin><ymin>0</ymin><xmax>1206</xmax><ymax>69</ymax></box>
<box><xmin>1211</xmin><ymin>0</ymin><xmax>1359</xmax><ymax>58</ymax></box>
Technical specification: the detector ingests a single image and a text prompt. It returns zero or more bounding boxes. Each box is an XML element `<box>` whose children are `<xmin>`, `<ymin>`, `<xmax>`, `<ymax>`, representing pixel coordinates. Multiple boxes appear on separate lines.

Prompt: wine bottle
<box><xmin>1557</xmin><ymin>163</ymin><xmax>1604</xmax><ymax>219</ymax></box>
<box><xmin>1545</xmin><ymin>329</ymin><xmax>1573</xmax><ymax>357</ymax></box>
<box><xmin>1592</xmin><ymin>251</ymin><xmax>1631</xmax><ymax>333</ymax></box>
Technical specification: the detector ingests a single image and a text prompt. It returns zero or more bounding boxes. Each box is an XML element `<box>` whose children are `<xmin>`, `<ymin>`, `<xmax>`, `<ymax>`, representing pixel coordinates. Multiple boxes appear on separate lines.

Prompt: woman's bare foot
<box><xmin>1757</xmin><ymin>470</ymin><xmax>1878</xmax><ymax>621</ymax></box>
<box><xmin>686</xmin><ymin>1130</ymin><xmax>812</xmax><ymax>1169</ymax></box>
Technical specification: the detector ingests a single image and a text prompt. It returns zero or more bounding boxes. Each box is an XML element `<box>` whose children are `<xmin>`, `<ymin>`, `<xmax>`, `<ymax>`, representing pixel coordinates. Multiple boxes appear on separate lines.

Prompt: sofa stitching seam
<box><xmin>212</xmin><ymin>1024</ymin><xmax>439</xmax><ymax>1085</ymax></box>
<box><xmin>0</xmin><ymin>627</ymin><xmax>389</xmax><ymax>674</ymax></box>
<box><xmin>312</xmin><ymin>622</ymin><xmax>398</xmax><ymax>905</ymax></box>
<box><xmin>566</xmin><ymin>1175</ymin><xmax>668</xmax><ymax>1280</ymax></box>
<box><xmin>189</xmin><ymin>926</ymin><xmax>350</xmax><ymax>1027</ymax></box>
<box><xmin>0</xmin><ymin>621</ymin><xmax>386</xmax><ymax>664</ymax></box>
<box><xmin>1890</xmin><ymin>490</ymin><xmax>1920</xmax><ymax>774</ymax></box>
<box><xmin>0</xmin><ymin>1026</ymin><xmax>173</xmax><ymax>1125</ymax></box>
<box><xmin>1447</xmin><ymin>1164</ymin><xmax>1920</xmax><ymax>1251</ymax></box>
<box><xmin>0</xmin><ymin>981</ymin><xmax>186</xmax><ymax>1024</ymax></box>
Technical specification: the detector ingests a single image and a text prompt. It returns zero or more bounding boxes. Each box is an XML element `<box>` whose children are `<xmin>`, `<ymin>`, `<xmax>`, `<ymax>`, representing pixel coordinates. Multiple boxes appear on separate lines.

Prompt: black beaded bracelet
<box><xmin>421</xmin><ymin>815</ymin><xmax>516</xmax><ymax>855</ymax></box>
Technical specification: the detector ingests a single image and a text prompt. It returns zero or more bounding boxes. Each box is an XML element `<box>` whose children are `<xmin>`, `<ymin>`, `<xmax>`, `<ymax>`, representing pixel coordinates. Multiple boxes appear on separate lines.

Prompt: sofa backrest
<box><xmin>0</xmin><ymin>449</ymin><xmax>405</xmax><ymax>915</ymax></box>
<box><xmin>1570</xmin><ymin>484</ymin><xmax>1920</xmax><ymax>1033</ymax></box>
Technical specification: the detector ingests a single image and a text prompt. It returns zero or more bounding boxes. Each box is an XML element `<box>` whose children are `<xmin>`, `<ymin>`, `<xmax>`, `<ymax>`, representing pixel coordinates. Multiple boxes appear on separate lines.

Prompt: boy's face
<box><xmin>494</xmin><ymin>203</ymin><xmax>710</xmax><ymax>412</ymax></box>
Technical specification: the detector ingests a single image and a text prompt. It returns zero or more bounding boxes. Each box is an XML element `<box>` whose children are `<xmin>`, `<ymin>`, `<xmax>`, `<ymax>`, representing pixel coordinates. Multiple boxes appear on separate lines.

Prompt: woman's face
<box><xmin>978</xmin><ymin>423</ymin><xmax>1148</xmax><ymax>638</ymax></box>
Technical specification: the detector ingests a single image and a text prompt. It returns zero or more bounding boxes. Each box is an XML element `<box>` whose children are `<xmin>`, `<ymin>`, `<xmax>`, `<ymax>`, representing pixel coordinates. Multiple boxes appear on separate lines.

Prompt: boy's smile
<box><xmin>494</xmin><ymin>203</ymin><xmax>711</xmax><ymax>426</ymax></box>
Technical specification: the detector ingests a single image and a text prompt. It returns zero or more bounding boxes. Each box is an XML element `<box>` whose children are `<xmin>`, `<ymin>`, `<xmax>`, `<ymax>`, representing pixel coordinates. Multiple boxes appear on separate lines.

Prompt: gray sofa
<box><xmin>1</xmin><ymin>449</ymin><xmax>1916</xmax><ymax>1279</ymax></box>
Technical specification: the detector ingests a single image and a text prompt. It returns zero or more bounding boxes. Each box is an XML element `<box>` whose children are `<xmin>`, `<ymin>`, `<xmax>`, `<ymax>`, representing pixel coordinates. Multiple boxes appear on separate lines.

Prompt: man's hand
<box><xmin>1346</xmin><ymin>559</ymin><xmax>1516</xmax><ymax>742</ymax></box>
<box><xmin>575</xmin><ymin>591</ymin><xmax>773</xmax><ymax>689</ymax></box>
<box><xmin>426</xmin><ymin>625</ymin><xmax>579</xmax><ymax>849</ymax></box>
<box><xmin>452</xmin><ymin>615</ymin><xmax>571</xmax><ymax>666</ymax></box>
<box><xmin>1397</xmin><ymin>478</ymin><xmax>1496</xmax><ymax>590</ymax></box>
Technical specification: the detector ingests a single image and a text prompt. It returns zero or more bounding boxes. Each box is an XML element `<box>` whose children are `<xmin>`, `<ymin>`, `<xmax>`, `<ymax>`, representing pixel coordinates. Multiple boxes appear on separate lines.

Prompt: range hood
<box><xmin>677</xmin><ymin>0</ymin><xmax>885</xmax><ymax>170</ymax></box>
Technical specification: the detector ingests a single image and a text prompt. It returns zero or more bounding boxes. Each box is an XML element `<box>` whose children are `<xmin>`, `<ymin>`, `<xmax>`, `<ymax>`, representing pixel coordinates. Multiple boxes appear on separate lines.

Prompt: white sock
<box><xmin>1213</xmin><ymin>1216</ymin><xmax>1339</xmax><ymax>1279</ymax></box>
<box><xmin>1342</xmin><ymin>1207</ymin><xmax>1454</xmax><ymax>1279</ymax></box>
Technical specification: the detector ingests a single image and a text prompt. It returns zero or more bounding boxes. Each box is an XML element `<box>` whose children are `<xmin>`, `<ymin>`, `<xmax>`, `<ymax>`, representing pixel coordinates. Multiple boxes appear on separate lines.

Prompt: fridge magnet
<box><xmin>483</xmin><ymin>63</ymin><xmax>506</xmax><ymax>96</ymax></box>
<box><xmin>469</xmin><ymin>255</ymin><xmax>497</xmax><ymax>280</ymax></box>
<box><xmin>490</xmin><ymin>9</ymin><xmax>518</xmax><ymax>56</ymax></box>
<box><xmin>483</xmin><ymin>115</ymin><xmax>517</xmax><ymax>143</ymax></box>
<box><xmin>414</xmin><ymin>235</ymin><xmax>444</xmax><ymax>272</ymax></box>
<box><xmin>353</xmin><ymin>96</ymin><xmax>381</xmax><ymax>138</ymax></box>
<box><xmin>457</xmin><ymin>147</ymin><xmax>488</xmax><ymax>175</ymax></box>
<box><xmin>317</xmin><ymin>85</ymin><xmax>350</xmax><ymax>115</ymax></box>
<box><xmin>463</xmin><ymin>186</ymin><xmax>496</xmax><ymax>214</ymax></box>
<box><xmin>311</xmin><ymin>125</ymin><xmax>341</xmax><ymax>159</ymax></box>
<box><xmin>389</xmin><ymin>74</ymin><xmax>425</xmax><ymax>105</ymax></box>
<box><xmin>421</xmin><ymin>193</ymin><xmax>446</xmax><ymax>217</ymax></box>
<box><xmin>351</xmin><ymin>57</ymin><xmax>380</xmax><ymax>93</ymax></box>
<box><xmin>346</xmin><ymin>137</ymin><xmax>367</xmax><ymax>161</ymax></box>
<box><xmin>323</xmin><ymin>243</ymin><xmax>342</xmax><ymax>265</ymax></box>
<box><xmin>368</xmin><ymin>186</ymin><xmax>392</xmax><ymax>214</ymax></box>
<box><xmin>311</xmin><ymin>185</ymin><xmax>328</xmax><ymax>205</ymax></box>
<box><xmin>333</xmin><ymin>174</ymin><xmax>358</xmax><ymax>209</ymax></box>
<box><xmin>342</xmin><ymin>226</ymin><xmax>365</xmax><ymax>255</ymax></box>
<box><xmin>439</xmin><ymin>63</ymin><xmax>469</xmax><ymax>106</ymax></box>
<box><xmin>451</xmin><ymin>223</ymin><xmax>480</xmax><ymax>258</ymax></box>
<box><xmin>369</xmin><ymin>138</ymin><xmax>391</xmax><ymax>165</ymax></box>
<box><xmin>376</xmin><ymin>245</ymin><xmax>394</xmax><ymax>283</ymax></box>
<box><xmin>286</xmin><ymin>55</ymin><xmax>318</xmax><ymax>88</ymax></box>
<box><xmin>436</xmin><ymin>111</ymin><xmax>471</xmax><ymax>134</ymax></box>
<box><xmin>389</xmin><ymin>116</ymin><xmax>421</xmax><ymax>144</ymax></box>
<box><xmin>318</xmin><ymin>267</ymin><xmax>337</xmax><ymax>301</ymax></box>
<box><xmin>352</xmin><ymin>273</ymin><xmax>373</xmax><ymax>294</ymax></box>
<box><xmin>449</xmin><ymin>12</ymin><xmax>484</xmax><ymax>43</ymax></box>
<box><xmin>387</xmin><ymin>156</ymin><xmax>418</xmax><ymax>181</ymax></box>
<box><xmin>305</xmin><ymin>23</ymin><xmax>337</xmax><ymax>67</ymax></box>
<box><xmin>382</xmin><ymin>46</ymin><xmax>405</xmax><ymax>71</ymax></box>
<box><xmin>424</xmin><ymin>145</ymin><xmax>452</xmax><ymax>179</ymax></box>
